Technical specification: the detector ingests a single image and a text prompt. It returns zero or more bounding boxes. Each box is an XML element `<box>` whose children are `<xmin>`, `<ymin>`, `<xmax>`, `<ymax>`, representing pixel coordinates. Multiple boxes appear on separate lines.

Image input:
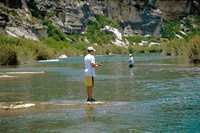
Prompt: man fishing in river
<box><xmin>84</xmin><ymin>46</ymin><xmax>101</xmax><ymax>102</ymax></box>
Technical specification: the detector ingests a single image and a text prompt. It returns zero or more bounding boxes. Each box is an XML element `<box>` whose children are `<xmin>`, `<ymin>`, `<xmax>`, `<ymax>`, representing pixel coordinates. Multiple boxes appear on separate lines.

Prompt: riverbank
<box><xmin>1</xmin><ymin>33</ymin><xmax>200</xmax><ymax>66</ymax></box>
<box><xmin>0</xmin><ymin>34</ymin><xmax>162</xmax><ymax>66</ymax></box>
<box><xmin>162</xmin><ymin>35</ymin><xmax>200</xmax><ymax>64</ymax></box>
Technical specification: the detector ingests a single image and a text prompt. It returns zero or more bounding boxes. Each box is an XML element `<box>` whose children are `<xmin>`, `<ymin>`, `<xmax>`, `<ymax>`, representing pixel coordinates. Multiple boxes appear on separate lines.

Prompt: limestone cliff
<box><xmin>0</xmin><ymin>0</ymin><xmax>199</xmax><ymax>40</ymax></box>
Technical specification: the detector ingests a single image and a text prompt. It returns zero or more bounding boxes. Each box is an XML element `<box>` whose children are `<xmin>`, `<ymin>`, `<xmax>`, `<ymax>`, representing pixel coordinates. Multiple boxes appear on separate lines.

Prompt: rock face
<box><xmin>0</xmin><ymin>0</ymin><xmax>199</xmax><ymax>39</ymax></box>
<box><xmin>0</xmin><ymin>13</ymin><xmax>9</xmax><ymax>33</ymax></box>
<box><xmin>0</xmin><ymin>1</ymin><xmax>46</xmax><ymax>40</ymax></box>
<box><xmin>101</xmin><ymin>25</ymin><xmax>127</xmax><ymax>46</ymax></box>
<box><xmin>1</xmin><ymin>0</ymin><xmax>22</xmax><ymax>9</ymax></box>
<box><xmin>28</xmin><ymin>0</ymin><xmax>162</xmax><ymax>36</ymax></box>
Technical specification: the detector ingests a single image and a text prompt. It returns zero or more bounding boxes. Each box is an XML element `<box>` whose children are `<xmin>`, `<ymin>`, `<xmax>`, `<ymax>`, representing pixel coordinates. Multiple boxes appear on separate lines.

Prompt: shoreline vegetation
<box><xmin>0</xmin><ymin>15</ymin><xmax>200</xmax><ymax>66</ymax></box>
<box><xmin>0</xmin><ymin>34</ymin><xmax>162</xmax><ymax>65</ymax></box>
<box><xmin>0</xmin><ymin>14</ymin><xmax>162</xmax><ymax>66</ymax></box>
<box><xmin>1</xmin><ymin>33</ymin><xmax>200</xmax><ymax>66</ymax></box>
<box><xmin>162</xmin><ymin>35</ymin><xmax>200</xmax><ymax>64</ymax></box>
<box><xmin>1</xmin><ymin>34</ymin><xmax>200</xmax><ymax>66</ymax></box>
<box><xmin>161</xmin><ymin>16</ymin><xmax>200</xmax><ymax>64</ymax></box>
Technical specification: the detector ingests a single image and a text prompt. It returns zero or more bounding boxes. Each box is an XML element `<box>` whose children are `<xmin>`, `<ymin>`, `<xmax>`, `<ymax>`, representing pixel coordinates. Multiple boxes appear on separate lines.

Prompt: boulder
<box><xmin>58</xmin><ymin>54</ymin><xmax>68</xmax><ymax>59</ymax></box>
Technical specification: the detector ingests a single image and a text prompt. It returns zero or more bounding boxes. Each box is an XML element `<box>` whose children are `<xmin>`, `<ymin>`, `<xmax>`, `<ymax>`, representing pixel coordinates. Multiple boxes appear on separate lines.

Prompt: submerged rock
<box><xmin>0</xmin><ymin>102</ymin><xmax>35</xmax><ymax>110</ymax></box>
<box><xmin>0</xmin><ymin>75</ymin><xmax>17</xmax><ymax>79</ymax></box>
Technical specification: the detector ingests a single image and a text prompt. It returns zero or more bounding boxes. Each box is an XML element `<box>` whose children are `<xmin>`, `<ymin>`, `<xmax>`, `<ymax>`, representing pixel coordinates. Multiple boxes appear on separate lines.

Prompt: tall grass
<box><xmin>128</xmin><ymin>45</ymin><xmax>162</xmax><ymax>54</ymax></box>
<box><xmin>0</xmin><ymin>35</ymin><xmax>54</xmax><ymax>65</ymax></box>
<box><xmin>124</xmin><ymin>35</ymin><xmax>160</xmax><ymax>45</ymax></box>
<box><xmin>189</xmin><ymin>36</ymin><xmax>200</xmax><ymax>63</ymax></box>
<box><xmin>0</xmin><ymin>44</ymin><xmax>18</xmax><ymax>65</ymax></box>
<box><xmin>162</xmin><ymin>35</ymin><xmax>200</xmax><ymax>63</ymax></box>
<box><xmin>41</xmin><ymin>37</ymin><xmax>69</xmax><ymax>50</ymax></box>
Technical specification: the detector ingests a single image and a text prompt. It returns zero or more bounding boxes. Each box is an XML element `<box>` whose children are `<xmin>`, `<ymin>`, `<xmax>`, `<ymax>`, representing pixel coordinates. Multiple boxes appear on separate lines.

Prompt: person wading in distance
<box><xmin>128</xmin><ymin>54</ymin><xmax>135</xmax><ymax>76</ymax></box>
<box><xmin>128</xmin><ymin>54</ymin><xmax>134</xmax><ymax>68</ymax></box>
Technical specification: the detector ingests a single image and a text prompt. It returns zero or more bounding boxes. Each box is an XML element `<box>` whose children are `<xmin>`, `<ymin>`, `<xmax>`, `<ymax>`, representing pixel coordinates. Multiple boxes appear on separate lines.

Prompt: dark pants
<box><xmin>129</xmin><ymin>64</ymin><xmax>133</xmax><ymax>68</ymax></box>
<box><xmin>92</xmin><ymin>76</ymin><xmax>94</xmax><ymax>86</ymax></box>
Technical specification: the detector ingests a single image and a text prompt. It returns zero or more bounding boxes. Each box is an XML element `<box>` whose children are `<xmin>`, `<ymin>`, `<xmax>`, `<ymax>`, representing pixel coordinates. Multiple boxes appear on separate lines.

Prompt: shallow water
<box><xmin>0</xmin><ymin>54</ymin><xmax>199</xmax><ymax>133</ymax></box>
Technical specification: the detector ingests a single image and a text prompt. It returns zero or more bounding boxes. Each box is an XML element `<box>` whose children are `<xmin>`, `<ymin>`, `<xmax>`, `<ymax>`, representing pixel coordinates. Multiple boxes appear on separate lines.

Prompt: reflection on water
<box><xmin>0</xmin><ymin>54</ymin><xmax>200</xmax><ymax>132</ymax></box>
<box><xmin>84</xmin><ymin>105</ymin><xmax>96</xmax><ymax>122</ymax></box>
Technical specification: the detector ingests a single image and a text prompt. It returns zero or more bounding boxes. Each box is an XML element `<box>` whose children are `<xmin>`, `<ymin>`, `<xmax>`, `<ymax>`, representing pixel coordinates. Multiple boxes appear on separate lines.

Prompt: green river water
<box><xmin>0</xmin><ymin>54</ymin><xmax>199</xmax><ymax>133</ymax></box>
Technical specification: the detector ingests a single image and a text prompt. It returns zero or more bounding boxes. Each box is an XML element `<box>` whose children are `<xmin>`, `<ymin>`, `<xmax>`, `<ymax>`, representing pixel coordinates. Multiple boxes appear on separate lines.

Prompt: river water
<box><xmin>0</xmin><ymin>54</ymin><xmax>199</xmax><ymax>133</ymax></box>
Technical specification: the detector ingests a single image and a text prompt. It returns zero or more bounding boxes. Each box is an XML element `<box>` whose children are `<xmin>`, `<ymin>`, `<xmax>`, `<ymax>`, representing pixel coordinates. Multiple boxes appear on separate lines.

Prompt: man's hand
<box><xmin>91</xmin><ymin>63</ymin><xmax>103</xmax><ymax>68</ymax></box>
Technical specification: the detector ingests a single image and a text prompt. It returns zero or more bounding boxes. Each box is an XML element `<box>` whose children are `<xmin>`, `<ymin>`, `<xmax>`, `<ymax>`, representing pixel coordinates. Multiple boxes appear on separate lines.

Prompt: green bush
<box><xmin>0</xmin><ymin>45</ymin><xmax>18</xmax><ymax>65</ymax></box>
<box><xmin>110</xmin><ymin>45</ymin><xmax>128</xmax><ymax>54</ymax></box>
<box><xmin>161</xmin><ymin>35</ymin><xmax>200</xmax><ymax>63</ymax></box>
<box><xmin>85</xmin><ymin>20</ymin><xmax>115</xmax><ymax>45</ymax></box>
<box><xmin>188</xmin><ymin>36</ymin><xmax>200</xmax><ymax>63</ymax></box>
<box><xmin>95</xmin><ymin>15</ymin><xmax>120</xmax><ymax>28</ymax></box>
<box><xmin>36</xmin><ymin>47</ymin><xmax>53</xmax><ymax>60</ymax></box>
<box><xmin>125</xmin><ymin>35</ymin><xmax>160</xmax><ymax>45</ymax></box>
<box><xmin>0</xmin><ymin>35</ymin><xmax>54</xmax><ymax>65</ymax></box>
<box><xmin>41</xmin><ymin>37</ymin><xmax>69</xmax><ymax>50</ymax></box>
<box><xmin>74</xmin><ymin>42</ymin><xmax>87</xmax><ymax>51</ymax></box>
<box><xmin>128</xmin><ymin>45</ymin><xmax>162</xmax><ymax>54</ymax></box>
<box><xmin>161</xmin><ymin>16</ymin><xmax>200</xmax><ymax>40</ymax></box>
<box><xmin>125</xmin><ymin>35</ymin><xmax>144</xmax><ymax>44</ymax></box>
<box><xmin>161</xmin><ymin>39</ymin><xmax>187</xmax><ymax>56</ymax></box>
<box><xmin>27</xmin><ymin>0</ymin><xmax>41</xmax><ymax>18</ymax></box>
<box><xmin>63</xmin><ymin>47</ymin><xmax>83</xmax><ymax>56</ymax></box>
<box><xmin>161</xmin><ymin>20</ymin><xmax>181</xmax><ymax>39</ymax></box>
<box><xmin>43</xmin><ymin>20</ymin><xmax>67</xmax><ymax>41</ymax></box>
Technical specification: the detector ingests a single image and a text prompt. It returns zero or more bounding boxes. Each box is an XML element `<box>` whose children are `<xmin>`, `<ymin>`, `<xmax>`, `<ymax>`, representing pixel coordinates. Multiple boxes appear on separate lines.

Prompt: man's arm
<box><xmin>90</xmin><ymin>57</ymin><xmax>102</xmax><ymax>68</ymax></box>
